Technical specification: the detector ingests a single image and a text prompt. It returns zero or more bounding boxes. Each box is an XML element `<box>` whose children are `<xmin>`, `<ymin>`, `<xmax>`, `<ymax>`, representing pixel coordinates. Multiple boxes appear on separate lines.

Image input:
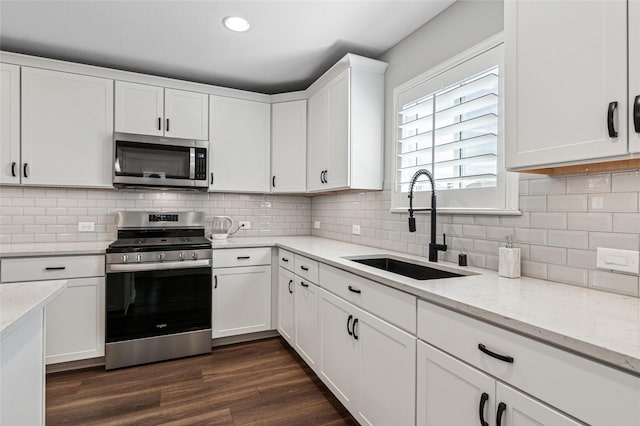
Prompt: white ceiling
<box><xmin>0</xmin><ymin>0</ymin><xmax>455</xmax><ymax>94</ymax></box>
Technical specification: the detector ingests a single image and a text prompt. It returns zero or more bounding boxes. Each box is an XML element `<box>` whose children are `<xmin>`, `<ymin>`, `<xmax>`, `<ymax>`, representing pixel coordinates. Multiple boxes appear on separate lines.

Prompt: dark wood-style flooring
<box><xmin>46</xmin><ymin>337</ymin><xmax>357</xmax><ymax>425</ymax></box>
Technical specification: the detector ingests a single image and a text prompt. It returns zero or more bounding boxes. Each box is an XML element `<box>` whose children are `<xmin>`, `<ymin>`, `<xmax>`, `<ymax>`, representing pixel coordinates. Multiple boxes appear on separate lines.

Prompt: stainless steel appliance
<box><xmin>113</xmin><ymin>132</ymin><xmax>208</xmax><ymax>190</ymax></box>
<box><xmin>105</xmin><ymin>211</ymin><xmax>212</xmax><ymax>370</ymax></box>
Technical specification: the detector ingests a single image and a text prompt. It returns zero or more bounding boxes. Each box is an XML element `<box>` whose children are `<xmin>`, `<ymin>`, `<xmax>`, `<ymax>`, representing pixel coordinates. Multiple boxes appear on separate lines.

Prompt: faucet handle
<box><xmin>442</xmin><ymin>233</ymin><xmax>447</xmax><ymax>244</ymax></box>
<box><xmin>408</xmin><ymin>217</ymin><xmax>416</xmax><ymax>232</ymax></box>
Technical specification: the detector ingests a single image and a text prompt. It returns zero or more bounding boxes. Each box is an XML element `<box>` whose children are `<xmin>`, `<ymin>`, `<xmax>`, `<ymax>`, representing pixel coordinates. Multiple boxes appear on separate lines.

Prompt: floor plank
<box><xmin>46</xmin><ymin>337</ymin><xmax>355</xmax><ymax>425</ymax></box>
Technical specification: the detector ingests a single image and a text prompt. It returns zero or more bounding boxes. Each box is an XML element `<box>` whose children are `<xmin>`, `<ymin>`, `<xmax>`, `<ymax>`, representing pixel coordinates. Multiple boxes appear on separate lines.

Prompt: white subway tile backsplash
<box><xmin>589</xmin><ymin>232</ymin><xmax>639</xmax><ymax>251</ymax></box>
<box><xmin>547</xmin><ymin>230</ymin><xmax>588</xmax><ymax>249</ymax></box>
<box><xmin>521</xmin><ymin>260</ymin><xmax>547</xmax><ymax>279</ymax></box>
<box><xmin>548</xmin><ymin>194</ymin><xmax>588</xmax><ymax>211</ymax></box>
<box><xmin>530</xmin><ymin>245</ymin><xmax>566</xmax><ymax>265</ymax></box>
<box><xmin>519</xmin><ymin>195</ymin><xmax>547</xmax><ymax>211</ymax></box>
<box><xmin>566</xmin><ymin>174</ymin><xmax>611</xmax><ymax>193</ymax></box>
<box><xmin>588</xmin><ymin>193</ymin><xmax>638</xmax><ymax>212</ymax></box>
<box><xmin>613</xmin><ymin>213</ymin><xmax>640</xmax><ymax>233</ymax></box>
<box><xmin>529</xmin><ymin>178</ymin><xmax>566</xmax><ymax>195</ymax></box>
<box><xmin>515</xmin><ymin>228</ymin><xmax>546</xmax><ymax>245</ymax></box>
<box><xmin>530</xmin><ymin>212</ymin><xmax>567</xmax><ymax>230</ymax></box>
<box><xmin>567</xmin><ymin>249</ymin><xmax>597</xmax><ymax>269</ymax></box>
<box><xmin>611</xmin><ymin>171</ymin><xmax>640</xmax><ymax>192</ymax></box>
<box><xmin>567</xmin><ymin>213</ymin><xmax>612</xmax><ymax>232</ymax></box>
<box><xmin>589</xmin><ymin>270</ymin><xmax>639</xmax><ymax>296</ymax></box>
<box><xmin>547</xmin><ymin>265</ymin><xmax>588</xmax><ymax>287</ymax></box>
<box><xmin>462</xmin><ymin>224</ymin><xmax>486</xmax><ymax>238</ymax></box>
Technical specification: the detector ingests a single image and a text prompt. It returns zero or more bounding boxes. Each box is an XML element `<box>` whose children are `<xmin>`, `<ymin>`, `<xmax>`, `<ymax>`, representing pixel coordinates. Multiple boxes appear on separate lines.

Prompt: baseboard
<box><xmin>211</xmin><ymin>329</ymin><xmax>279</xmax><ymax>347</ymax></box>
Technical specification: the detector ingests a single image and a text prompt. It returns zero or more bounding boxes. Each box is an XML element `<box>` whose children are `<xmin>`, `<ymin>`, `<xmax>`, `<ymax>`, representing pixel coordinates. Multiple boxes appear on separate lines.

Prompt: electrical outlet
<box><xmin>352</xmin><ymin>224</ymin><xmax>361</xmax><ymax>235</ymax></box>
<box><xmin>78</xmin><ymin>222</ymin><xmax>95</xmax><ymax>232</ymax></box>
<box><xmin>238</xmin><ymin>221</ymin><xmax>251</xmax><ymax>229</ymax></box>
<box><xmin>596</xmin><ymin>247</ymin><xmax>639</xmax><ymax>274</ymax></box>
<box><xmin>314</xmin><ymin>221</ymin><xmax>320</xmax><ymax>229</ymax></box>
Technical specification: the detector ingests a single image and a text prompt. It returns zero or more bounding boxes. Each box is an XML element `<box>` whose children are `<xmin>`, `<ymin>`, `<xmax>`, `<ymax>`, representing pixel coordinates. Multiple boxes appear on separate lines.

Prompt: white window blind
<box><xmin>392</xmin><ymin>40</ymin><xmax>518</xmax><ymax>214</ymax></box>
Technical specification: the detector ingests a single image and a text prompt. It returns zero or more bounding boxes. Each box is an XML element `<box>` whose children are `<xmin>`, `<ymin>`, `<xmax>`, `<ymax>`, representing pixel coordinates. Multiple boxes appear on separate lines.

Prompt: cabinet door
<box><xmin>356</xmin><ymin>307</ymin><xmax>416</xmax><ymax>426</ymax></box>
<box><xmin>277</xmin><ymin>267</ymin><xmax>295</xmax><ymax>345</ymax></box>
<box><xmin>209</xmin><ymin>96</ymin><xmax>270</xmax><ymax>192</ymax></box>
<box><xmin>630</xmin><ymin>0</ymin><xmax>640</xmax><ymax>153</ymax></box>
<box><xmin>45</xmin><ymin>277</ymin><xmax>105</xmax><ymax>364</ymax></box>
<box><xmin>326</xmin><ymin>70</ymin><xmax>350</xmax><ymax>190</ymax></box>
<box><xmin>115</xmin><ymin>81</ymin><xmax>164</xmax><ymax>136</ymax></box>
<box><xmin>0</xmin><ymin>63</ymin><xmax>20</xmax><ymax>184</ymax></box>
<box><xmin>293</xmin><ymin>276</ymin><xmax>320</xmax><ymax>371</ymax></box>
<box><xmin>307</xmin><ymin>87</ymin><xmax>329</xmax><ymax>192</ymax></box>
<box><xmin>417</xmin><ymin>341</ymin><xmax>495</xmax><ymax>426</ymax></box>
<box><xmin>505</xmin><ymin>0</ymin><xmax>628</xmax><ymax>168</ymax></box>
<box><xmin>496</xmin><ymin>383</ymin><xmax>582</xmax><ymax>426</ymax></box>
<box><xmin>271</xmin><ymin>100</ymin><xmax>307</xmax><ymax>193</ymax></box>
<box><xmin>212</xmin><ymin>265</ymin><xmax>271</xmax><ymax>338</ymax></box>
<box><xmin>164</xmin><ymin>88</ymin><xmax>208</xmax><ymax>140</ymax></box>
<box><xmin>21</xmin><ymin>67</ymin><xmax>113</xmax><ymax>187</ymax></box>
<box><xmin>318</xmin><ymin>289</ymin><xmax>358</xmax><ymax>410</ymax></box>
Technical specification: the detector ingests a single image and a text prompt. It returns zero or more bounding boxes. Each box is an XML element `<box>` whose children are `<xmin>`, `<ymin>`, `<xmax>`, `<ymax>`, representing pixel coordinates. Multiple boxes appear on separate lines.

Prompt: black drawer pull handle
<box><xmin>300</xmin><ymin>265</ymin><xmax>309</xmax><ymax>271</ymax></box>
<box><xmin>478</xmin><ymin>344</ymin><xmax>514</xmax><ymax>363</ymax></box>
<box><xmin>166</xmin><ymin>118</ymin><xmax>170</xmax><ymax>132</ymax></box>
<box><xmin>607</xmin><ymin>101</ymin><xmax>618</xmax><ymax>137</ymax></box>
<box><xmin>11</xmin><ymin>162</ymin><xmax>16</xmax><ymax>177</ymax></box>
<box><xmin>288</xmin><ymin>279</ymin><xmax>293</xmax><ymax>294</ymax></box>
<box><xmin>352</xmin><ymin>318</ymin><xmax>359</xmax><ymax>340</ymax></box>
<box><xmin>281</xmin><ymin>257</ymin><xmax>289</xmax><ymax>262</ymax></box>
<box><xmin>23</xmin><ymin>163</ymin><xmax>29</xmax><ymax>178</ymax></box>
<box><xmin>479</xmin><ymin>392</ymin><xmax>489</xmax><ymax>426</ymax></box>
<box><xmin>272</xmin><ymin>176</ymin><xmax>276</xmax><ymax>187</ymax></box>
<box><xmin>237</xmin><ymin>256</ymin><xmax>251</xmax><ymax>260</ymax></box>
<box><xmin>300</xmin><ymin>281</ymin><xmax>309</xmax><ymax>288</ymax></box>
<box><xmin>634</xmin><ymin>95</ymin><xmax>640</xmax><ymax>133</ymax></box>
<box><xmin>45</xmin><ymin>266</ymin><xmax>66</xmax><ymax>271</ymax></box>
<box><xmin>214</xmin><ymin>275</ymin><xmax>218</xmax><ymax>289</ymax></box>
<box><xmin>157</xmin><ymin>117</ymin><xmax>162</xmax><ymax>131</ymax></box>
<box><xmin>348</xmin><ymin>285</ymin><xmax>361</xmax><ymax>294</ymax></box>
<box><xmin>210</xmin><ymin>172</ymin><xmax>214</xmax><ymax>185</ymax></box>
<box><xmin>347</xmin><ymin>314</ymin><xmax>353</xmax><ymax>336</ymax></box>
<box><xmin>496</xmin><ymin>402</ymin><xmax>507</xmax><ymax>426</ymax></box>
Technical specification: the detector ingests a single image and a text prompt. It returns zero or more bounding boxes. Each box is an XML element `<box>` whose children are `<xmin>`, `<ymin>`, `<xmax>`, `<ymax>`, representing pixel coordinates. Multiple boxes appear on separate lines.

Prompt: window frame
<box><xmin>390</xmin><ymin>33</ymin><xmax>520</xmax><ymax>216</ymax></box>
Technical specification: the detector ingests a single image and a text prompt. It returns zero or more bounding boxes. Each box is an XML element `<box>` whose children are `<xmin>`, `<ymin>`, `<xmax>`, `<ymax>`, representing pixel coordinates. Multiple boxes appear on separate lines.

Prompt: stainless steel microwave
<box><xmin>113</xmin><ymin>133</ymin><xmax>208</xmax><ymax>191</ymax></box>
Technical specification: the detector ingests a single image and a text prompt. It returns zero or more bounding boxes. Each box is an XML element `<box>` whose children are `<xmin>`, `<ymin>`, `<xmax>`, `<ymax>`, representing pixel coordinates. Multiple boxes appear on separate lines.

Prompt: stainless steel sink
<box><xmin>345</xmin><ymin>255</ymin><xmax>476</xmax><ymax>281</ymax></box>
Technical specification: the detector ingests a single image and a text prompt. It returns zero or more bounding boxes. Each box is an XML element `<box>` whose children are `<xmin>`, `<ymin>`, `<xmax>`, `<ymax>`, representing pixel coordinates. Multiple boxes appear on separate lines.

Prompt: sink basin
<box><xmin>346</xmin><ymin>256</ymin><xmax>472</xmax><ymax>281</ymax></box>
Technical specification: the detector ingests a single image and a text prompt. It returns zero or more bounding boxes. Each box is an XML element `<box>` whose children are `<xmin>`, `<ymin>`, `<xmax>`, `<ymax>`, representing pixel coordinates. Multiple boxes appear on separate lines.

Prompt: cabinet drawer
<box><xmin>1</xmin><ymin>255</ymin><xmax>105</xmax><ymax>282</ymax></box>
<box><xmin>278</xmin><ymin>249</ymin><xmax>294</xmax><ymax>271</ymax></box>
<box><xmin>320</xmin><ymin>264</ymin><xmax>416</xmax><ymax>333</ymax></box>
<box><xmin>212</xmin><ymin>248</ymin><xmax>271</xmax><ymax>268</ymax></box>
<box><xmin>418</xmin><ymin>300</ymin><xmax>640</xmax><ymax>426</ymax></box>
<box><xmin>294</xmin><ymin>254</ymin><xmax>319</xmax><ymax>283</ymax></box>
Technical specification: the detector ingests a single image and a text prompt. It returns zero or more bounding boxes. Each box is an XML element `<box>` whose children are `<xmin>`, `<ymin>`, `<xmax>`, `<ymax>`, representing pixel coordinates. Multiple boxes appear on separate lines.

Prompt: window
<box><xmin>391</xmin><ymin>37</ymin><xmax>519</xmax><ymax>214</ymax></box>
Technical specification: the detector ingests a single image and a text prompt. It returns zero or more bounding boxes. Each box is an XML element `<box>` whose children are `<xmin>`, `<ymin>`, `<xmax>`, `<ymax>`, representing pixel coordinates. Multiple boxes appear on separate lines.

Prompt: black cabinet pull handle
<box><xmin>214</xmin><ymin>275</ymin><xmax>218</xmax><ymax>289</ymax></box>
<box><xmin>23</xmin><ymin>163</ymin><xmax>28</xmax><ymax>178</ymax></box>
<box><xmin>496</xmin><ymin>402</ymin><xmax>507</xmax><ymax>426</ymax></box>
<box><xmin>237</xmin><ymin>256</ymin><xmax>250</xmax><ymax>260</ymax></box>
<box><xmin>478</xmin><ymin>344</ymin><xmax>514</xmax><ymax>363</ymax></box>
<box><xmin>352</xmin><ymin>318</ymin><xmax>359</xmax><ymax>340</ymax></box>
<box><xmin>320</xmin><ymin>170</ymin><xmax>324</xmax><ymax>184</ymax></box>
<box><xmin>607</xmin><ymin>101</ymin><xmax>618</xmax><ymax>137</ymax></box>
<box><xmin>210</xmin><ymin>172</ymin><xmax>214</xmax><ymax>185</ymax></box>
<box><xmin>158</xmin><ymin>117</ymin><xmax>162</xmax><ymax>131</ymax></box>
<box><xmin>281</xmin><ymin>257</ymin><xmax>289</xmax><ymax>262</ymax></box>
<box><xmin>288</xmin><ymin>279</ymin><xmax>293</xmax><ymax>294</ymax></box>
<box><xmin>479</xmin><ymin>392</ymin><xmax>489</xmax><ymax>426</ymax></box>
<box><xmin>166</xmin><ymin>118</ymin><xmax>170</xmax><ymax>132</ymax></box>
<box><xmin>11</xmin><ymin>162</ymin><xmax>16</xmax><ymax>177</ymax></box>
<box><xmin>634</xmin><ymin>95</ymin><xmax>640</xmax><ymax>133</ymax></box>
<box><xmin>324</xmin><ymin>170</ymin><xmax>328</xmax><ymax>183</ymax></box>
<box><xmin>300</xmin><ymin>265</ymin><xmax>309</xmax><ymax>271</ymax></box>
<box><xmin>347</xmin><ymin>314</ymin><xmax>353</xmax><ymax>336</ymax></box>
<box><xmin>300</xmin><ymin>281</ymin><xmax>309</xmax><ymax>288</ymax></box>
<box><xmin>348</xmin><ymin>285</ymin><xmax>361</xmax><ymax>294</ymax></box>
<box><xmin>272</xmin><ymin>176</ymin><xmax>276</xmax><ymax>188</ymax></box>
<box><xmin>45</xmin><ymin>266</ymin><xmax>66</xmax><ymax>271</ymax></box>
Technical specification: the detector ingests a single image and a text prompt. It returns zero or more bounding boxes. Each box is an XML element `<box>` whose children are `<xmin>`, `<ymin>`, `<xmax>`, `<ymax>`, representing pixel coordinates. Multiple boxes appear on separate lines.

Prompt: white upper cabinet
<box><xmin>306</xmin><ymin>54</ymin><xmax>387</xmax><ymax>192</ymax></box>
<box><xmin>209</xmin><ymin>96</ymin><xmax>271</xmax><ymax>192</ymax></box>
<box><xmin>115</xmin><ymin>81</ymin><xmax>208</xmax><ymax>140</ymax></box>
<box><xmin>0</xmin><ymin>63</ymin><xmax>20</xmax><ymax>185</ymax></box>
<box><xmin>505</xmin><ymin>0</ymin><xmax>629</xmax><ymax>169</ymax></box>
<box><xmin>21</xmin><ymin>67</ymin><xmax>113</xmax><ymax>187</ymax></box>
<box><xmin>630</xmin><ymin>0</ymin><xmax>640</xmax><ymax>153</ymax></box>
<box><xmin>271</xmin><ymin>100</ymin><xmax>307</xmax><ymax>193</ymax></box>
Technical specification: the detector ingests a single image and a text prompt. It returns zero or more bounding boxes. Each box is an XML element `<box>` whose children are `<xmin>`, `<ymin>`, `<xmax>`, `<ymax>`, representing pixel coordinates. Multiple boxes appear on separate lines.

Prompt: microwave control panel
<box><xmin>195</xmin><ymin>148</ymin><xmax>207</xmax><ymax>180</ymax></box>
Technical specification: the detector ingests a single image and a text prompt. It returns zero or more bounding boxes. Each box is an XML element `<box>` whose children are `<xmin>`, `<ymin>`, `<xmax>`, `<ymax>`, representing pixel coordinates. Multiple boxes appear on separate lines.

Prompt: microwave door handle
<box><xmin>114</xmin><ymin>157</ymin><xmax>121</xmax><ymax>173</ymax></box>
<box><xmin>189</xmin><ymin>147</ymin><xmax>195</xmax><ymax>180</ymax></box>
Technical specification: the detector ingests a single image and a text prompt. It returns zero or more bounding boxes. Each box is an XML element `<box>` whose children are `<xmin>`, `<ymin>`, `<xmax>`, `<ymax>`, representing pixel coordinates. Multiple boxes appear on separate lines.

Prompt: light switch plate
<box><xmin>78</xmin><ymin>222</ymin><xmax>95</xmax><ymax>232</ymax></box>
<box><xmin>314</xmin><ymin>221</ymin><xmax>320</xmax><ymax>229</ymax></box>
<box><xmin>596</xmin><ymin>247</ymin><xmax>639</xmax><ymax>274</ymax></box>
<box><xmin>238</xmin><ymin>221</ymin><xmax>251</xmax><ymax>229</ymax></box>
<box><xmin>352</xmin><ymin>224</ymin><xmax>361</xmax><ymax>235</ymax></box>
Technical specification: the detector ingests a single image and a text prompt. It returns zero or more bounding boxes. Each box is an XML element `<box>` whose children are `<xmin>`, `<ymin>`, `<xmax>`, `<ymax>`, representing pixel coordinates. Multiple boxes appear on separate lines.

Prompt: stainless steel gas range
<box><xmin>105</xmin><ymin>211</ymin><xmax>212</xmax><ymax>370</ymax></box>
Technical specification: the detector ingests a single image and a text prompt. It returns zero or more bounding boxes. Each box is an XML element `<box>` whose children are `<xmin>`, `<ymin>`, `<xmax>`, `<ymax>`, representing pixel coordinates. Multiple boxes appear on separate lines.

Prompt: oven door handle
<box><xmin>106</xmin><ymin>259</ymin><xmax>212</xmax><ymax>273</ymax></box>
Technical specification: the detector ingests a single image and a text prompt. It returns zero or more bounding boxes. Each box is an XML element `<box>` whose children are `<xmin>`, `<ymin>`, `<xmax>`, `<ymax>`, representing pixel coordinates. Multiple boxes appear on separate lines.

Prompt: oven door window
<box><xmin>114</xmin><ymin>141</ymin><xmax>191</xmax><ymax>180</ymax></box>
<box><xmin>106</xmin><ymin>267</ymin><xmax>212</xmax><ymax>343</ymax></box>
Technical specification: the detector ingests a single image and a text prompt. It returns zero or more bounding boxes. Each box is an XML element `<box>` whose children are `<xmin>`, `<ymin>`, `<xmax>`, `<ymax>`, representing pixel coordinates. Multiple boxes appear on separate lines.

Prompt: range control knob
<box><xmin>122</xmin><ymin>254</ymin><xmax>129</xmax><ymax>263</ymax></box>
<box><xmin>179</xmin><ymin>251</ymin><xmax>186</xmax><ymax>260</ymax></box>
<box><xmin>192</xmin><ymin>251</ymin><xmax>199</xmax><ymax>260</ymax></box>
<box><xmin>136</xmin><ymin>253</ymin><xmax>143</xmax><ymax>262</ymax></box>
<box><xmin>158</xmin><ymin>252</ymin><xmax>166</xmax><ymax>261</ymax></box>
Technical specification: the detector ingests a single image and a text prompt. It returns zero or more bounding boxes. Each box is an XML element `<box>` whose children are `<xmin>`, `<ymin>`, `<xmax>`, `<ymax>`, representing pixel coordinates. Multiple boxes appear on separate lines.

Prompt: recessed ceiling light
<box><xmin>223</xmin><ymin>16</ymin><xmax>250</xmax><ymax>32</ymax></box>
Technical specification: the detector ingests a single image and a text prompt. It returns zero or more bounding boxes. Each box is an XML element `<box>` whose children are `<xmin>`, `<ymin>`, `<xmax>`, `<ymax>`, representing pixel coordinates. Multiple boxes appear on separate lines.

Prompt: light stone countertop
<box><xmin>1</xmin><ymin>236</ymin><xmax>639</xmax><ymax>375</ymax></box>
<box><xmin>0</xmin><ymin>280</ymin><xmax>66</xmax><ymax>340</ymax></box>
<box><xmin>0</xmin><ymin>241</ymin><xmax>111</xmax><ymax>258</ymax></box>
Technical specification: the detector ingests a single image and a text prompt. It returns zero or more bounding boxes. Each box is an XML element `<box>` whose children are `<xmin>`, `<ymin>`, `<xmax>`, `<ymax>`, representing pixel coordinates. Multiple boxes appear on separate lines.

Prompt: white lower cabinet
<box><xmin>277</xmin><ymin>267</ymin><xmax>294</xmax><ymax>345</ymax></box>
<box><xmin>293</xmin><ymin>275</ymin><xmax>320</xmax><ymax>370</ymax></box>
<box><xmin>212</xmin><ymin>265</ymin><xmax>271</xmax><ymax>338</ymax></box>
<box><xmin>319</xmin><ymin>289</ymin><xmax>416</xmax><ymax>426</ymax></box>
<box><xmin>45</xmin><ymin>277</ymin><xmax>105</xmax><ymax>364</ymax></box>
<box><xmin>417</xmin><ymin>342</ymin><xmax>580</xmax><ymax>426</ymax></box>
